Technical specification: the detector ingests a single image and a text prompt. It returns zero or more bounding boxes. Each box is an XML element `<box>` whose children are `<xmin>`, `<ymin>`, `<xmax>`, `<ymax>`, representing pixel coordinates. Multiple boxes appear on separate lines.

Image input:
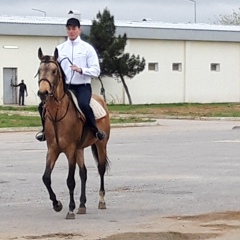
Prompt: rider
<box><xmin>35</xmin><ymin>18</ymin><xmax>106</xmax><ymax>142</ymax></box>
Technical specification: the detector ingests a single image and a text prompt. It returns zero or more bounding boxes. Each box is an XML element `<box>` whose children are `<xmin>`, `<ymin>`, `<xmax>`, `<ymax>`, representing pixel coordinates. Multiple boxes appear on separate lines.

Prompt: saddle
<box><xmin>69</xmin><ymin>90</ymin><xmax>107</xmax><ymax>120</ymax></box>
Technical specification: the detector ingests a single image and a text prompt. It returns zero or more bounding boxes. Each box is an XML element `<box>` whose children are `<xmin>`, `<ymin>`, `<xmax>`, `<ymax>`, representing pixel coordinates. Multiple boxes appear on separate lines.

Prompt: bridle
<box><xmin>37</xmin><ymin>59</ymin><xmax>65</xmax><ymax>101</ymax></box>
<box><xmin>37</xmin><ymin>58</ymin><xmax>71</xmax><ymax>144</ymax></box>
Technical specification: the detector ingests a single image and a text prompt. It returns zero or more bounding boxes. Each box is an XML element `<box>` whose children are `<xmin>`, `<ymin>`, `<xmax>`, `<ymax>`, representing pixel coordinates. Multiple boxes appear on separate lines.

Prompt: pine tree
<box><xmin>88</xmin><ymin>8</ymin><xmax>145</xmax><ymax>105</ymax></box>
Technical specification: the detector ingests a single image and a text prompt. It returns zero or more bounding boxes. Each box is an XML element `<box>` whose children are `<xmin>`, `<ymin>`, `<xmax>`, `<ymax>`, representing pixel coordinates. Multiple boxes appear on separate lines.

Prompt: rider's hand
<box><xmin>71</xmin><ymin>65</ymin><xmax>82</xmax><ymax>74</ymax></box>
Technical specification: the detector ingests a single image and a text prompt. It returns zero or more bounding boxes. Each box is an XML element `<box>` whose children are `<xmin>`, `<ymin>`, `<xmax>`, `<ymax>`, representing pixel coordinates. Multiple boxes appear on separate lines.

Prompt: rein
<box><xmin>59</xmin><ymin>57</ymin><xmax>75</xmax><ymax>88</ymax></box>
<box><xmin>45</xmin><ymin>99</ymin><xmax>70</xmax><ymax>146</ymax></box>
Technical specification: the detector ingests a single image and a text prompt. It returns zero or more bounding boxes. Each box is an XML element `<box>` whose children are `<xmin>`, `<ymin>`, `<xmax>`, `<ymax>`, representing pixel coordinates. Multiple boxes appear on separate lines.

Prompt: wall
<box><xmin>126</xmin><ymin>39</ymin><xmax>185</xmax><ymax>104</ymax></box>
<box><xmin>0</xmin><ymin>35</ymin><xmax>65</xmax><ymax>105</ymax></box>
<box><xmin>96</xmin><ymin>38</ymin><xmax>240</xmax><ymax>104</ymax></box>
<box><xmin>1</xmin><ymin>34</ymin><xmax>240</xmax><ymax>105</ymax></box>
<box><xmin>185</xmin><ymin>41</ymin><xmax>240</xmax><ymax>103</ymax></box>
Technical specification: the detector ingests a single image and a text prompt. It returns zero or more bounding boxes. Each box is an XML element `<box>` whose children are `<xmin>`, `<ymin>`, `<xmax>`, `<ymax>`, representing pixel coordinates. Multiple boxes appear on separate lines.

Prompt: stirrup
<box><xmin>35</xmin><ymin>131</ymin><xmax>46</xmax><ymax>142</ymax></box>
<box><xmin>95</xmin><ymin>131</ymin><xmax>106</xmax><ymax>141</ymax></box>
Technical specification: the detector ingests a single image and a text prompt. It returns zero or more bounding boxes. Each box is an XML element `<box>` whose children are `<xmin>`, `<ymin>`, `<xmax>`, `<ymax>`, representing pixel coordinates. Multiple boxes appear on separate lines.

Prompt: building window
<box><xmin>3</xmin><ymin>45</ymin><xmax>19</xmax><ymax>49</ymax></box>
<box><xmin>172</xmin><ymin>63</ymin><xmax>182</xmax><ymax>72</ymax></box>
<box><xmin>148</xmin><ymin>63</ymin><xmax>158</xmax><ymax>71</ymax></box>
<box><xmin>211</xmin><ymin>63</ymin><xmax>220</xmax><ymax>72</ymax></box>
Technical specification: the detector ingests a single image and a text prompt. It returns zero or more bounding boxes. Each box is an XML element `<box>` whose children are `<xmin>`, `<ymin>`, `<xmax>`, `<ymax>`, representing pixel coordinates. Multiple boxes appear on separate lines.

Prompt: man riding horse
<box><xmin>36</xmin><ymin>17</ymin><xmax>106</xmax><ymax>142</ymax></box>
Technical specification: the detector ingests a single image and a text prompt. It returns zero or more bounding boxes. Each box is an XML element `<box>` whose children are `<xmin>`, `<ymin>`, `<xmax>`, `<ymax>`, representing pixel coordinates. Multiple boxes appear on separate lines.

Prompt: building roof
<box><xmin>0</xmin><ymin>15</ymin><xmax>240</xmax><ymax>42</ymax></box>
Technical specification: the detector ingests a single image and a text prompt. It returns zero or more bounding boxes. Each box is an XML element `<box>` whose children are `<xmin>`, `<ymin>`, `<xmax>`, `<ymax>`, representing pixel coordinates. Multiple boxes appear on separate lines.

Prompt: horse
<box><xmin>36</xmin><ymin>47</ymin><xmax>110</xmax><ymax>219</ymax></box>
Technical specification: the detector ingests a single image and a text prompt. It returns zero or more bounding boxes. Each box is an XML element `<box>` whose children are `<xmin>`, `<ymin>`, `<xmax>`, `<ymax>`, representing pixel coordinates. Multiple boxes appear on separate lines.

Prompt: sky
<box><xmin>0</xmin><ymin>0</ymin><xmax>240</xmax><ymax>24</ymax></box>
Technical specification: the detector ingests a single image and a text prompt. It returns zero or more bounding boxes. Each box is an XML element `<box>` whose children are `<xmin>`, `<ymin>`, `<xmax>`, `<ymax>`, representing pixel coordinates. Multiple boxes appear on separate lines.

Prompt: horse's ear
<box><xmin>38</xmin><ymin>48</ymin><xmax>43</xmax><ymax>60</ymax></box>
<box><xmin>53</xmin><ymin>48</ymin><xmax>59</xmax><ymax>61</ymax></box>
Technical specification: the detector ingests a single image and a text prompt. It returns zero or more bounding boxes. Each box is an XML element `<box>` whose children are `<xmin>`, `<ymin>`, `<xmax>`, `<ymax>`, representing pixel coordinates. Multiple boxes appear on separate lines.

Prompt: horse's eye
<box><xmin>52</xmin><ymin>70</ymin><xmax>57</xmax><ymax>75</ymax></box>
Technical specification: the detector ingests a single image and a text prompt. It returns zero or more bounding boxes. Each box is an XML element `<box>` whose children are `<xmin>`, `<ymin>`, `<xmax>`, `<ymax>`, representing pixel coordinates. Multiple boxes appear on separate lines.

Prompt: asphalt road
<box><xmin>1</xmin><ymin>119</ymin><xmax>240</xmax><ymax>240</ymax></box>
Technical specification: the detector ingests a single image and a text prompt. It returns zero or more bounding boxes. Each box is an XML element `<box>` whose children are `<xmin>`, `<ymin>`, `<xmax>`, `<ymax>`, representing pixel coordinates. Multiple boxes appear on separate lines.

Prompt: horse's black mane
<box><xmin>57</xmin><ymin>62</ymin><xmax>68</xmax><ymax>93</ymax></box>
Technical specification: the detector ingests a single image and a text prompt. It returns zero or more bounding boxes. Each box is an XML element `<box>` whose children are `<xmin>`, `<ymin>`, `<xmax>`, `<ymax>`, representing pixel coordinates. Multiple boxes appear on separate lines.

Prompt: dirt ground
<box><xmin>12</xmin><ymin>211</ymin><xmax>240</xmax><ymax>240</ymax></box>
<box><xmin>102</xmin><ymin>232</ymin><xmax>217</xmax><ymax>240</ymax></box>
<box><xmin>111</xmin><ymin>104</ymin><xmax>240</xmax><ymax>119</ymax></box>
<box><xmin>100</xmin><ymin>211</ymin><xmax>240</xmax><ymax>240</ymax></box>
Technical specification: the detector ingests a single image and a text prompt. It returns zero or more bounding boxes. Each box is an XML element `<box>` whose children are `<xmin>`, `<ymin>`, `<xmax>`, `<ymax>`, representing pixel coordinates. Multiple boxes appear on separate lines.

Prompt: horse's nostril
<box><xmin>38</xmin><ymin>90</ymin><xmax>48</xmax><ymax>96</ymax></box>
<box><xmin>38</xmin><ymin>90</ymin><xmax>48</xmax><ymax>101</ymax></box>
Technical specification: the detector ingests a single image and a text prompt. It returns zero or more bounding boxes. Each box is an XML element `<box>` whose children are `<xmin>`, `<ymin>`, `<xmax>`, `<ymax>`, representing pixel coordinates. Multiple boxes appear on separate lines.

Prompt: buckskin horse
<box><xmin>36</xmin><ymin>48</ymin><xmax>110</xmax><ymax>219</ymax></box>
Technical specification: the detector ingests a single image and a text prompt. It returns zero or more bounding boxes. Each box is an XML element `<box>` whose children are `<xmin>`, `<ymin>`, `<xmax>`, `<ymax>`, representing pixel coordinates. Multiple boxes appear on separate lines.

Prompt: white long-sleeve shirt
<box><xmin>57</xmin><ymin>36</ymin><xmax>100</xmax><ymax>85</ymax></box>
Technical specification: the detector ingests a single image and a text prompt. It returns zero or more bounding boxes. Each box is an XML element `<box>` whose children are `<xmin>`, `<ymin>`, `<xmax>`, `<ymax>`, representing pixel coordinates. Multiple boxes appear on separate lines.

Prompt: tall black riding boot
<box><xmin>35</xmin><ymin>102</ymin><xmax>46</xmax><ymax>142</ymax></box>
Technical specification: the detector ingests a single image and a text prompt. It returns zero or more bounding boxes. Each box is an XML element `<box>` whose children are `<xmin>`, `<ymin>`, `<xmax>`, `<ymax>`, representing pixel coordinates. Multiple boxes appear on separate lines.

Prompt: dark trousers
<box><xmin>68</xmin><ymin>84</ymin><xmax>98</xmax><ymax>133</ymax></box>
<box><xmin>38</xmin><ymin>101</ymin><xmax>45</xmax><ymax>131</ymax></box>
<box><xmin>38</xmin><ymin>84</ymin><xmax>98</xmax><ymax>133</ymax></box>
<box><xmin>19</xmin><ymin>91</ymin><xmax>25</xmax><ymax>105</ymax></box>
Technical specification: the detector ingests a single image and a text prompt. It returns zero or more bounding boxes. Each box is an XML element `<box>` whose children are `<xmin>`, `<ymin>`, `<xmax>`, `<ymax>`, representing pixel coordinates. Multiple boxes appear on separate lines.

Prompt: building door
<box><xmin>3</xmin><ymin>68</ymin><xmax>17</xmax><ymax>105</ymax></box>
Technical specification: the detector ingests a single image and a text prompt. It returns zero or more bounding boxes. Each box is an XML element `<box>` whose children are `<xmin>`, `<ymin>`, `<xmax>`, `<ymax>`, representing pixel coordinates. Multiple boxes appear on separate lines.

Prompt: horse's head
<box><xmin>37</xmin><ymin>48</ymin><xmax>63</xmax><ymax>101</ymax></box>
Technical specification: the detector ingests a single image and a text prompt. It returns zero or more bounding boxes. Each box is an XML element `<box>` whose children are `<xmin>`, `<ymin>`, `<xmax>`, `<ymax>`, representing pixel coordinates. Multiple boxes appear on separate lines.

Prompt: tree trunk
<box><xmin>98</xmin><ymin>76</ymin><xmax>106</xmax><ymax>102</ymax></box>
<box><xmin>119</xmin><ymin>74</ymin><xmax>132</xmax><ymax>105</ymax></box>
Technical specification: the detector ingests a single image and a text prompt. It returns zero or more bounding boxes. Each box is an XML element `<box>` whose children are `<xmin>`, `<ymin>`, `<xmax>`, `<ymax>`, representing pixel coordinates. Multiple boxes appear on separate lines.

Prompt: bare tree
<box><xmin>213</xmin><ymin>8</ymin><xmax>240</xmax><ymax>25</ymax></box>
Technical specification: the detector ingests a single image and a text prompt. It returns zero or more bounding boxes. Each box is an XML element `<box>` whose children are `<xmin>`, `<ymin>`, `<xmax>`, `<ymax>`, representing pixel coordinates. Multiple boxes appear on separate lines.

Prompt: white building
<box><xmin>0</xmin><ymin>16</ymin><xmax>240</xmax><ymax>105</ymax></box>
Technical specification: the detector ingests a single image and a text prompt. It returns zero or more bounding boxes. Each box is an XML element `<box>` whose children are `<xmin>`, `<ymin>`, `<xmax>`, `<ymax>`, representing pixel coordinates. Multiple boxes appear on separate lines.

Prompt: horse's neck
<box><xmin>47</xmin><ymin>82</ymin><xmax>68</xmax><ymax>107</ymax></box>
<box><xmin>55</xmin><ymin>80</ymin><xmax>66</xmax><ymax>101</ymax></box>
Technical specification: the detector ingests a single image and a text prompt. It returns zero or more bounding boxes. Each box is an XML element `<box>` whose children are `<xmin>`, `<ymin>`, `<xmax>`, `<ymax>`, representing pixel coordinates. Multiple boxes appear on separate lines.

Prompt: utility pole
<box><xmin>189</xmin><ymin>0</ymin><xmax>196</xmax><ymax>23</ymax></box>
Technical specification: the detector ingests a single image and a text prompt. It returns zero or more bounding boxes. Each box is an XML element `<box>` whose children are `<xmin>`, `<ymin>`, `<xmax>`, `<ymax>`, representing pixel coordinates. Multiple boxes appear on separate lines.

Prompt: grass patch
<box><xmin>111</xmin><ymin>117</ymin><xmax>155</xmax><ymax>124</ymax></box>
<box><xmin>0</xmin><ymin>114</ymin><xmax>41</xmax><ymax>128</ymax></box>
<box><xmin>108</xmin><ymin>103</ymin><xmax>240</xmax><ymax>117</ymax></box>
<box><xmin>0</xmin><ymin>113</ymin><xmax>154</xmax><ymax>128</ymax></box>
<box><xmin>108</xmin><ymin>102</ymin><xmax>240</xmax><ymax>115</ymax></box>
<box><xmin>0</xmin><ymin>105</ymin><xmax>38</xmax><ymax>112</ymax></box>
<box><xmin>1</xmin><ymin>102</ymin><xmax>240</xmax><ymax>128</ymax></box>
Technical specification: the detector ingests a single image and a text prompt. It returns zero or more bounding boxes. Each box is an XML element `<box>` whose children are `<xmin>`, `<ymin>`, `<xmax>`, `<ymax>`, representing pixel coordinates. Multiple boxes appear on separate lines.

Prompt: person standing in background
<box><xmin>11</xmin><ymin>79</ymin><xmax>28</xmax><ymax>106</ymax></box>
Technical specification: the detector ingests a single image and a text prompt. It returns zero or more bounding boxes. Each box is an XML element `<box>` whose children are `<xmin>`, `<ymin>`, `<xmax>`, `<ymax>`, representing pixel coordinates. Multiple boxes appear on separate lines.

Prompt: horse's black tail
<box><xmin>91</xmin><ymin>144</ymin><xmax>110</xmax><ymax>171</ymax></box>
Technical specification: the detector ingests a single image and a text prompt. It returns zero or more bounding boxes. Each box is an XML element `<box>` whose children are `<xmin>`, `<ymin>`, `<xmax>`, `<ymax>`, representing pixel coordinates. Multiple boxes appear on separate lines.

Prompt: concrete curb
<box><xmin>1</xmin><ymin>117</ymin><xmax>240</xmax><ymax>133</ymax></box>
<box><xmin>0</xmin><ymin>121</ymin><xmax>162</xmax><ymax>133</ymax></box>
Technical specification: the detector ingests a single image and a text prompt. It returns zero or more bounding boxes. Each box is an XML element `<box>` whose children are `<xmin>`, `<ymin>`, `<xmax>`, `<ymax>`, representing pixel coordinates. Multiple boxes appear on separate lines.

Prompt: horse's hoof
<box><xmin>77</xmin><ymin>207</ymin><xmax>86</xmax><ymax>214</ymax></box>
<box><xmin>98</xmin><ymin>201</ymin><xmax>106</xmax><ymax>209</ymax></box>
<box><xmin>53</xmin><ymin>201</ymin><xmax>63</xmax><ymax>212</ymax></box>
<box><xmin>66</xmin><ymin>211</ymin><xmax>75</xmax><ymax>219</ymax></box>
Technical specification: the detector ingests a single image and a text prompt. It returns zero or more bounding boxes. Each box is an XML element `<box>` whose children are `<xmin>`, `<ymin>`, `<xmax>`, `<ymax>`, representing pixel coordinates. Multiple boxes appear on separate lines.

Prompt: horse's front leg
<box><xmin>42</xmin><ymin>151</ymin><xmax>63</xmax><ymax>212</ymax></box>
<box><xmin>65</xmin><ymin>160</ymin><xmax>76</xmax><ymax>219</ymax></box>
<box><xmin>76</xmin><ymin>149</ymin><xmax>87</xmax><ymax>214</ymax></box>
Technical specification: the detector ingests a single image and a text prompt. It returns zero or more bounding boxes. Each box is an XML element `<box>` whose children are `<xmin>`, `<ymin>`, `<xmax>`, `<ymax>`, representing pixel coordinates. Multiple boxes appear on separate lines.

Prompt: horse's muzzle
<box><xmin>38</xmin><ymin>90</ymin><xmax>49</xmax><ymax>101</ymax></box>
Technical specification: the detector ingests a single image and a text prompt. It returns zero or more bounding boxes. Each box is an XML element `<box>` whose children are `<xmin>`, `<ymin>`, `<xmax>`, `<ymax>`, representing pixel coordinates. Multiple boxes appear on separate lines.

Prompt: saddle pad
<box><xmin>69</xmin><ymin>90</ymin><xmax>107</xmax><ymax>120</ymax></box>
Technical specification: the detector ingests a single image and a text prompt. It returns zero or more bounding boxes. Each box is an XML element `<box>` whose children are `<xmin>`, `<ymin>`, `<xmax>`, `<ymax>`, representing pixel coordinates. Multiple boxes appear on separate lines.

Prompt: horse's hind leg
<box><xmin>42</xmin><ymin>151</ymin><xmax>63</xmax><ymax>213</ymax></box>
<box><xmin>92</xmin><ymin>143</ymin><xmax>108</xmax><ymax>210</ymax></box>
<box><xmin>76</xmin><ymin>149</ymin><xmax>87</xmax><ymax>214</ymax></box>
<box><xmin>98</xmin><ymin>163</ymin><xmax>107</xmax><ymax>209</ymax></box>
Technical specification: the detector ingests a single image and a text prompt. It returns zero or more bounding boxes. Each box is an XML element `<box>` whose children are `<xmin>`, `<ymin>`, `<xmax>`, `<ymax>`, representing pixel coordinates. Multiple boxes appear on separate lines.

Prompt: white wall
<box><xmin>185</xmin><ymin>41</ymin><xmax>240</xmax><ymax>103</ymax></box>
<box><xmin>97</xmin><ymin>38</ymin><xmax>240</xmax><ymax>104</ymax></box>
<box><xmin>126</xmin><ymin>39</ymin><xmax>185</xmax><ymax>104</ymax></box>
<box><xmin>0</xmin><ymin>35</ymin><xmax>65</xmax><ymax>105</ymax></box>
<box><xmin>1</xmin><ymin>35</ymin><xmax>240</xmax><ymax>105</ymax></box>
<box><xmin>92</xmin><ymin>77</ymin><xmax>124</xmax><ymax>104</ymax></box>
<box><xmin>93</xmin><ymin>39</ymin><xmax>186</xmax><ymax>104</ymax></box>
